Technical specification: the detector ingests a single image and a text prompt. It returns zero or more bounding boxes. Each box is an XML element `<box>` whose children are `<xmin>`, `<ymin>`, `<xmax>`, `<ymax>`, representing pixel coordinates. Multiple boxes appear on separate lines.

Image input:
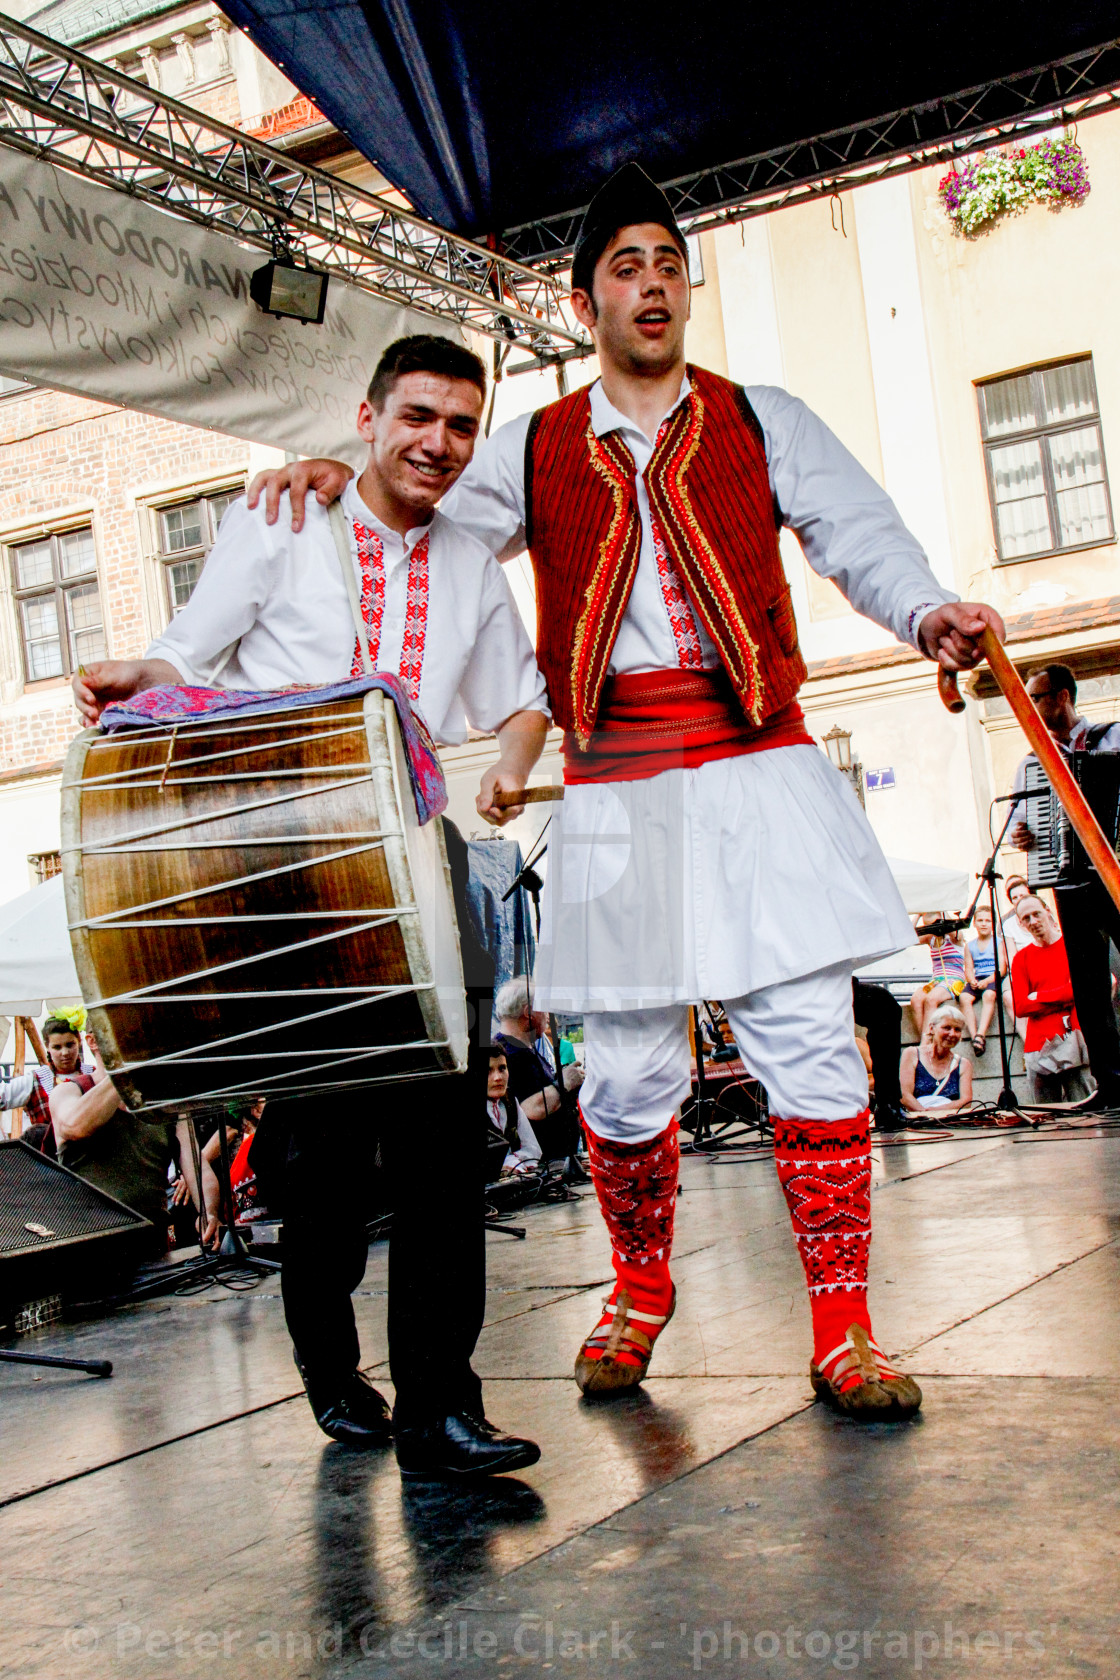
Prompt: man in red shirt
<box><xmin>1011</xmin><ymin>897</ymin><xmax>1093</xmax><ymax>1104</ymax></box>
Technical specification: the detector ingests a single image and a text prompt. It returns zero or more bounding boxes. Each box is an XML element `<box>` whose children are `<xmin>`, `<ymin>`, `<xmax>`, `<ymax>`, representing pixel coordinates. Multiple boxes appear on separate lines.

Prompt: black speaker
<box><xmin>0</xmin><ymin>1140</ymin><xmax>152</xmax><ymax>1325</ymax></box>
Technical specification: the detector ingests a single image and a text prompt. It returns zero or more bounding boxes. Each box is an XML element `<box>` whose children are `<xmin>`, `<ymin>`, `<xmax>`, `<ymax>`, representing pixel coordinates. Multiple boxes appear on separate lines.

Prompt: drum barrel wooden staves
<box><xmin>60</xmin><ymin>692</ymin><xmax>468</xmax><ymax>1117</ymax></box>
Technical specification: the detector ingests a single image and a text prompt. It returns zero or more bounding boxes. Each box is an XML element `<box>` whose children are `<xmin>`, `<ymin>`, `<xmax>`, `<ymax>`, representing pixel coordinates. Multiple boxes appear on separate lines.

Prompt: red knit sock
<box><xmin>582</xmin><ymin>1117</ymin><xmax>678</xmax><ymax>1368</ymax></box>
<box><xmin>773</xmin><ymin>1113</ymin><xmax>888</xmax><ymax>1393</ymax></box>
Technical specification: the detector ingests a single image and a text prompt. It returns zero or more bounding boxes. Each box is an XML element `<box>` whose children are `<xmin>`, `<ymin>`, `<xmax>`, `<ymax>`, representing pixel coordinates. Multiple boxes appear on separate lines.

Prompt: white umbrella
<box><xmin>885</xmin><ymin>856</ymin><xmax>971</xmax><ymax>915</ymax></box>
<box><xmin>0</xmin><ymin>875</ymin><xmax>81</xmax><ymax>1014</ymax></box>
<box><xmin>856</xmin><ymin>856</ymin><xmax>974</xmax><ymax>981</ymax></box>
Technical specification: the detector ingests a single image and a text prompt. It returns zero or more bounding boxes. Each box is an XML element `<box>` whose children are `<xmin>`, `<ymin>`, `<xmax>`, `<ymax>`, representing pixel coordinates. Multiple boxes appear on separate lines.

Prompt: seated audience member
<box><xmin>1001</xmin><ymin>875</ymin><xmax>1033</xmax><ymax>960</ymax></box>
<box><xmin>900</xmin><ymin>1005</ymin><xmax>974</xmax><ymax>1118</ymax></box>
<box><xmin>204</xmin><ymin>1096</ymin><xmax>267</xmax><ymax>1231</ymax></box>
<box><xmin>961</xmin><ymin>904</ymin><xmax>1006</xmax><ymax>1055</ymax></box>
<box><xmin>51</xmin><ymin>1032</ymin><xmax>206</xmax><ymax>1255</ymax></box>
<box><xmin>1011</xmin><ymin>896</ymin><xmax>1094</xmax><ymax>1104</ymax></box>
<box><xmin>486</xmin><ymin>1049</ymin><xmax>542</xmax><ymax>1177</ymax></box>
<box><xmin>537</xmin><ymin>1028</ymin><xmax>577</xmax><ymax>1070</ymax></box>
<box><xmin>852</xmin><ymin>979</ymin><xmax>904</xmax><ymax>1133</ymax></box>
<box><xmin>1000</xmin><ymin>874</ymin><xmax>1036</xmax><ymax>1038</ymax></box>
<box><xmin>170</xmin><ymin>1099</ymin><xmax>265</xmax><ymax>1246</ymax></box>
<box><xmin>909</xmin><ymin>916</ymin><xmax>968</xmax><ymax>1039</ymax></box>
<box><xmin>227</xmin><ymin>1096</ymin><xmax>267</xmax><ymax>1224</ymax></box>
<box><xmin>0</xmin><ymin>1013</ymin><xmax>96</xmax><ymax>1149</ymax></box>
<box><xmin>493</xmin><ymin>978</ymin><xmax>583</xmax><ymax>1165</ymax></box>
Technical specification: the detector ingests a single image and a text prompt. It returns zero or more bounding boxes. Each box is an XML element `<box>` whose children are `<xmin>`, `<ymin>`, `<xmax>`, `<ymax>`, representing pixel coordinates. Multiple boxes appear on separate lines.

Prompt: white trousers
<box><xmin>580</xmin><ymin>960</ymin><xmax>869</xmax><ymax>1144</ymax></box>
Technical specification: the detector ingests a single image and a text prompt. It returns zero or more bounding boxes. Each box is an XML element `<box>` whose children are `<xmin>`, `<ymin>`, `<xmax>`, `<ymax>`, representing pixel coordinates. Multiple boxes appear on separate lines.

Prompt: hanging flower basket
<box><xmin>939</xmin><ymin>137</ymin><xmax>1090</xmax><ymax>237</ymax></box>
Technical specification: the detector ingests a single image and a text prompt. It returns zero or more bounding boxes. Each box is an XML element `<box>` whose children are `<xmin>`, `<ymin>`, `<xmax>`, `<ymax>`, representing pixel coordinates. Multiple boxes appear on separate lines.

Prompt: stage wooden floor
<box><xmin>2</xmin><ymin>1128</ymin><xmax>1119</xmax><ymax>1678</ymax></box>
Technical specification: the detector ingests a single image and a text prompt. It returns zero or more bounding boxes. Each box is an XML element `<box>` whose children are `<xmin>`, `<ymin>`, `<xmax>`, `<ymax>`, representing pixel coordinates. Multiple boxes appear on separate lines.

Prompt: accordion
<box><xmin>1023</xmin><ymin>751</ymin><xmax>1120</xmax><ymax>889</ymax></box>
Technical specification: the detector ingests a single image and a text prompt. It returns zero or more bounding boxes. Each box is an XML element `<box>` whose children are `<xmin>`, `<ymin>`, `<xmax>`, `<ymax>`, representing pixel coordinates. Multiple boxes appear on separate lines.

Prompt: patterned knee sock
<box><xmin>773</xmin><ymin>1113</ymin><xmax>884</xmax><ymax>1389</ymax></box>
<box><xmin>582</xmin><ymin>1116</ymin><xmax>679</xmax><ymax>1367</ymax></box>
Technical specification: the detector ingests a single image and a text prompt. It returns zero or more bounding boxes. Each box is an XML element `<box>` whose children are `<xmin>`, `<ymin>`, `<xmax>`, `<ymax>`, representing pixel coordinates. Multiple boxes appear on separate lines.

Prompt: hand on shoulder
<box><xmin>246</xmin><ymin>458</ymin><xmax>354</xmax><ymax>533</ymax></box>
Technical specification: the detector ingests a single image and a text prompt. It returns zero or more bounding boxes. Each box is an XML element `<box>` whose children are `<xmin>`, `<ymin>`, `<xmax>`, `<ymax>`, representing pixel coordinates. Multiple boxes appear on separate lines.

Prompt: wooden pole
<box><xmin>10</xmin><ymin>1015</ymin><xmax>25</xmax><ymax>1139</ymax></box>
<box><xmin>23</xmin><ymin>1016</ymin><xmax>46</xmax><ymax>1068</ymax></box>
<box><xmin>938</xmin><ymin>626</ymin><xmax>1120</xmax><ymax>917</ymax></box>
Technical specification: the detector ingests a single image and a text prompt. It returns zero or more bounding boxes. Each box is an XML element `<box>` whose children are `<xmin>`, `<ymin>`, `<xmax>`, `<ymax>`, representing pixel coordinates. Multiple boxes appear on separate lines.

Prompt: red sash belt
<box><xmin>562</xmin><ymin>668</ymin><xmax>814</xmax><ymax>785</ymax></box>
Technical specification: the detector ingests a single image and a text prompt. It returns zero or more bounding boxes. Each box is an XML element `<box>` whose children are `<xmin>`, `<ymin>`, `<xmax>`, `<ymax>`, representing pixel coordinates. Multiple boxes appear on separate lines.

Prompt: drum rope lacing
<box><xmin>68</xmin><ymin>697</ymin><xmax>463</xmax><ymax>1111</ymax></box>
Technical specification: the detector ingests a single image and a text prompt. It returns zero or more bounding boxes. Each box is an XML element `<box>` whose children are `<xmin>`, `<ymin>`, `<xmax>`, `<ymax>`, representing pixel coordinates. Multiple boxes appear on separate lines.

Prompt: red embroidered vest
<box><xmin>524</xmin><ymin>365</ymin><xmax>806</xmax><ymax>747</ymax></box>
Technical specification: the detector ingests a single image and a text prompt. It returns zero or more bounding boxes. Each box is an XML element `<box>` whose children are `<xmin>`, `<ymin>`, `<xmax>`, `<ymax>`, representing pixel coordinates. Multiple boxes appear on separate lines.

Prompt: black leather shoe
<box><xmin>394</xmin><ymin>1412</ymin><xmax>541</xmax><ymax>1481</ymax></box>
<box><xmin>1072</xmin><ymin>1090</ymin><xmax>1120</xmax><ymax>1113</ymax></box>
<box><xmin>295</xmin><ymin>1354</ymin><xmax>393</xmax><ymax>1448</ymax></box>
<box><xmin>873</xmin><ymin>1105</ymin><xmax>907</xmax><ymax>1134</ymax></box>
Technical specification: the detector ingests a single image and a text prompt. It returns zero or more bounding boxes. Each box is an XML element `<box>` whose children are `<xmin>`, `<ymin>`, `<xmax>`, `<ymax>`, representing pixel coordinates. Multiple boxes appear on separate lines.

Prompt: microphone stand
<box><xmin>924</xmin><ymin>800</ymin><xmax>1022</xmax><ymax>1111</ymax></box>
<box><xmin>975</xmin><ymin>807</ymin><xmax>1020</xmax><ymax>1111</ymax></box>
<box><xmin>684</xmin><ymin>1004</ymin><xmax>771</xmax><ymax>1151</ymax></box>
<box><xmin>501</xmin><ymin>823</ymin><xmax>549</xmax><ymax>937</ymax></box>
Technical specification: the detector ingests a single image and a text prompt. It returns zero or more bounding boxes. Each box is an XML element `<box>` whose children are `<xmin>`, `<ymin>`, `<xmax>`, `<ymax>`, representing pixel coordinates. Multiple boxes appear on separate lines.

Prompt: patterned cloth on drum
<box><xmin>100</xmin><ymin>674</ymin><xmax>448</xmax><ymax>824</ymax></box>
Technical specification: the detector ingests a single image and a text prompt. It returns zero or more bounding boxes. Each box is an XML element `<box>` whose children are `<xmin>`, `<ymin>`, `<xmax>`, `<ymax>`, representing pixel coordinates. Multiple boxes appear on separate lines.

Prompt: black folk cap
<box><xmin>570</xmin><ymin>162</ymin><xmax>689</xmax><ymax>295</ymax></box>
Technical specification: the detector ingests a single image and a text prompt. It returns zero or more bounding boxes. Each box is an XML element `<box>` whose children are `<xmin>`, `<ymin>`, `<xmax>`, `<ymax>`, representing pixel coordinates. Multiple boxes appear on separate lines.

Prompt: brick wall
<box><xmin>0</xmin><ymin>389</ymin><xmax>249</xmax><ymax>775</ymax></box>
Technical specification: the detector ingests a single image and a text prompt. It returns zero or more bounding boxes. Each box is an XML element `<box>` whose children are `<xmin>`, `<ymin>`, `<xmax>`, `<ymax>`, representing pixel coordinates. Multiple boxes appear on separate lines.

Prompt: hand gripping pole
<box><xmin>938</xmin><ymin>626</ymin><xmax>1120</xmax><ymax>917</ymax></box>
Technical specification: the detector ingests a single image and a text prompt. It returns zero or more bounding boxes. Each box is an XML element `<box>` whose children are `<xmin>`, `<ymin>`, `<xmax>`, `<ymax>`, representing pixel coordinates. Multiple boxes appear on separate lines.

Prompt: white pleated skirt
<box><xmin>534</xmin><ymin>743</ymin><xmax>914</xmax><ymax>1013</ymax></box>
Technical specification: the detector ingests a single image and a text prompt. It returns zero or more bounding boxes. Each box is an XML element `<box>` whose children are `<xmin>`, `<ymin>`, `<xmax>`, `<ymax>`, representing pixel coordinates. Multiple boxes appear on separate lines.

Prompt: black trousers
<box><xmin>1055</xmin><ymin>880</ymin><xmax>1120</xmax><ymax>1102</ymax></box>
<box><xmin>852</xmin><ymin>980</ymin><xmax>902</xmax><ymax>1111</ymax></box>
<box><xmin>279</xmin><ymin>820</ymin><xmax>494</xmax><ymax>1426</ymax></box>
<box><xmin>527</xmin><ymin>1103</ymin><xmax>581</xmax><ymax>1163</ymax></box>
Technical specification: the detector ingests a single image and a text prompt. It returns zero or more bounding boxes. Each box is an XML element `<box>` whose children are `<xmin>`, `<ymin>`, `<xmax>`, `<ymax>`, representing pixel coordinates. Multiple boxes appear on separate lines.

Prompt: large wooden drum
<box><xmin>61</xmin><ymin>691</ymin><xmax>467</xmax><ymax>1116</ymax></box>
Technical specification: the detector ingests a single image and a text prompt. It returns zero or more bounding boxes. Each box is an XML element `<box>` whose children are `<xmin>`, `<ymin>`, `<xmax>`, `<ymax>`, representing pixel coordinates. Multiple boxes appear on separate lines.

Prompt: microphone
<box><xmin>502</xmin><ymin>863</ymin><xmax>544</xmax><ymax>903</ymax></box>
<box><xmin>916</xmin><ymin>916</ymin><xmax>971</xmax><ymax>938</ymax></box>
<box><xmin>993</xmin><ymin>791</ymin><xmax>1031</xmax><ymax>804</ymax></box>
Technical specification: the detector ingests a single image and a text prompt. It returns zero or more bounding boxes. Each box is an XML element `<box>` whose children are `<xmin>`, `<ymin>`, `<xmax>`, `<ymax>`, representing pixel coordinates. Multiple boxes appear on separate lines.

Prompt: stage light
<box><xmin>822</xmin><ymin>724</ymin><xmax>853</xmax><ymax>771</ymax></box>
<box><xmin>249</xmin><ymin>259</ymin><xmax>329</xmax><ymax>324</ymax></box>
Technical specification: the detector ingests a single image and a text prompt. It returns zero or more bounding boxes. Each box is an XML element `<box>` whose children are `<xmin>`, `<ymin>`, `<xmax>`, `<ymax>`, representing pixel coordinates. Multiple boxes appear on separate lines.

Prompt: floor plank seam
<box><xmin>0</xmin><ymin>1385</ymin><xmax>311</xmax><ymax>1513</ymax></box>
<box><xmin>899</xmin><ymin>1233</ymin><xmax>1120</xmax><ymax>1359</ymax></box>
<box><xmin>413</xmin><ymin>1398</ymin><xmax>821</xmax><ymax>1625</ymax></box>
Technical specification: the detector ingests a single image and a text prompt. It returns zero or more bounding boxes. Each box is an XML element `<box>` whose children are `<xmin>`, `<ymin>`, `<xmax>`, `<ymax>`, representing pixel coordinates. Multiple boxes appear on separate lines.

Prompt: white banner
<box><xmin>0</xmin><ymin>150</ymin><xmax>462</xmax><ymax>458</ymax></box>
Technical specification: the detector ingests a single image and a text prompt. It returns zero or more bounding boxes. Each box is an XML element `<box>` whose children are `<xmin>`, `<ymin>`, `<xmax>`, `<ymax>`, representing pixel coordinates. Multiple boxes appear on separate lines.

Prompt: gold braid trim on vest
<box><xmin>648</xmin><ymin>391</ymin><xmax>765</xmax><ymax>724</ymax></box>
<box><xmin>569</xmin><ymin>420</ymin><xmax>644</xmax><ymax>749</ymax></box>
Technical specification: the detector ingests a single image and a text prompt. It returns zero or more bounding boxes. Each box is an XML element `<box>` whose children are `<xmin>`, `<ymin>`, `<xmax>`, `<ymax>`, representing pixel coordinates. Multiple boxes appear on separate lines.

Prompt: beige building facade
<box><xmin>0</xmin><ymin>0</ymin><xmax>1117</xmax><ymax>914</ymax></box>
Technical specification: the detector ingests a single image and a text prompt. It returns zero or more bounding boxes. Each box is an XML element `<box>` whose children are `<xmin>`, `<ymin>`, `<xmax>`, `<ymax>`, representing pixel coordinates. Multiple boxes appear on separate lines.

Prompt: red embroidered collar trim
<box><xmin>349</xmin><ymin>521</ymin><xmax>430</xmax><ymax>701</ymax></box>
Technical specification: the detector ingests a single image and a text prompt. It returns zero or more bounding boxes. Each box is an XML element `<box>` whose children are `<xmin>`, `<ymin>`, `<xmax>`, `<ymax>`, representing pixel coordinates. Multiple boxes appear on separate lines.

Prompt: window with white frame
<box><xmin>8</xmin><ymin>525</ymin><xmax>104</xmax><ymax>682</ymax></box>
<box><xmin>28</xmin><ymin>850</ymin><xmax>62</xmax><ymax>885</ymax></box>
<box><xmin>153</xmin><ymin>486</ymin><xmax>240</xmax><ymax>615</ymax></box>
<box><xmin>977</xmin><ymin>357</ymin><xmax>1114</xmax><ymax>562</ymax></box>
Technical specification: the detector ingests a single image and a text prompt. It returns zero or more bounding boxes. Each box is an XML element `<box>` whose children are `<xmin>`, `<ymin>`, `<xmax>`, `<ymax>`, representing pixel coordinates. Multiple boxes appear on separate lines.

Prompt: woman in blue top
<box><xmin>961</xmin><ymin>903</ymin><xmax>1005</xmax><ymax>1055</ymax></box>
<box><xmin>901</xmin><ymin>1005</ymin><xmax>974</xmax><ymax>1118</ymax></box>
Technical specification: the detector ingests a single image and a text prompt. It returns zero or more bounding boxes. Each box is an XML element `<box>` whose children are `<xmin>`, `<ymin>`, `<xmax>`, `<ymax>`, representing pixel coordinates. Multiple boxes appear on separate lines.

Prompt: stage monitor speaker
<box><xmin>0</xmin><ymin>1140</ymin><xmax>152</xmax><ymax>1326</ymax></box>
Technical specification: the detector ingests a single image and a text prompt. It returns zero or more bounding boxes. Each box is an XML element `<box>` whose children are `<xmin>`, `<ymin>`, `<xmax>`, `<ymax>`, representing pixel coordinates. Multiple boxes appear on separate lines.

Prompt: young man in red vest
<box><xmin>249</xmin><ymin>165</ymin><xmax>1003</xmax><ymax>1419</ymax></box>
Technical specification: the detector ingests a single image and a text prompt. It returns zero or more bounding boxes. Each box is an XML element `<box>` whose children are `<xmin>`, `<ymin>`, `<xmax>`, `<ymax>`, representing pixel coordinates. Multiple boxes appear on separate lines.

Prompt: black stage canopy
<box><xmin>219</xmin><ymin>0</ymin><xmax>1120</xmax><ymax>259</ymax></box>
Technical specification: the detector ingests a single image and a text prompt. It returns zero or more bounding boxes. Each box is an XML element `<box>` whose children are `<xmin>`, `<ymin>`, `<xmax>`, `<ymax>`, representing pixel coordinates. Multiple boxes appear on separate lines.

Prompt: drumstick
<box><xmin>492</xmin><ymin>786</ymin><xmax>566</xmax><ymax>810</ymax></box>
<box><xmin>938</xmin><ymin>626</ymin><xmax>1120</xmax><ymax>916</ymax></box>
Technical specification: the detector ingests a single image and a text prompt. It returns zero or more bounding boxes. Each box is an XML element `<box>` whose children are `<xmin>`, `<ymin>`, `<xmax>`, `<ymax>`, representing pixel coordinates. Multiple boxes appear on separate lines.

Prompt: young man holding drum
<box><xmin>74</xmin><ymin>334</ymin><xmax>549</xmax><ymax>1481</ymax></box>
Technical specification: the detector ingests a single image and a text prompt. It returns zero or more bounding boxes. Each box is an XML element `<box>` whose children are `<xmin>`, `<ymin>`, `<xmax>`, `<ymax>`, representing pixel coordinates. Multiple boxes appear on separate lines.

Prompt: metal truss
<box><xmin>0</xmin><ymin>15</ymin><xmax>589</xmax><ymax>362</ymax></box>
<box><xmin>505</xmin><ymin>38</ymin><xmax>1120</xmax><ymax>266</ymax></box>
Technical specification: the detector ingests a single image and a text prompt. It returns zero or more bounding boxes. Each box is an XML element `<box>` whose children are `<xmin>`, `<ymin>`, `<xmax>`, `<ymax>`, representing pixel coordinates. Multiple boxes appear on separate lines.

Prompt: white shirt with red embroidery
<box><xmin>146</xmin><ymin>480</ymin><xmax>549</xmax><ymax>747</ymax></box>
<box><xmin>443</xmin><ymin>376</ymin><xmax>956</xmax><ymax>663</ymax></box>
